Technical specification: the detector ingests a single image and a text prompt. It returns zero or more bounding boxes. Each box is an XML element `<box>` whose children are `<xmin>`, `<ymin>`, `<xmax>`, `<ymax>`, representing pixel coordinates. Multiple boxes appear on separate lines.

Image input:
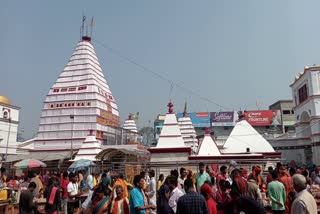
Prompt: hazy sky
<box><xmin>1</xmin><ymin>1</ymin><xmax>320</xmax><ymax>139</ymax></box>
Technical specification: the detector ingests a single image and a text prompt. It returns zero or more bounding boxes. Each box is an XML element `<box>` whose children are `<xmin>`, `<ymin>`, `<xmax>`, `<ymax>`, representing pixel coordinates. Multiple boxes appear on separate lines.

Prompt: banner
<box><xmin>244</xmin><ymin>110</ymin><xmax>282</xmax><ymax>126</ymax></box>
<box><xmin>211</xmin><ymin>111</ymin><xmax>237</xmax><ymax>126</ymax></box>
<box><xmin>177</xmin><ymin>112</ymin><xmax>211</xmax><ymax>127</ymax></box>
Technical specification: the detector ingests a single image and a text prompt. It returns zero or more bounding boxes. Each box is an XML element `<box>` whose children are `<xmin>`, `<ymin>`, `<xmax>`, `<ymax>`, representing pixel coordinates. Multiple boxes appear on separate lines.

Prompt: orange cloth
<box><xmin>279</xmin><ymin>171</ymin><xmax>293</xmax><ymax>214</ymax></box>
<box><xmin>113</xmin><ymin>179</ymin><xmax>128</xmax><ymax>198</ymax></box>
<box><xmin>111</xmin><ymin>197</ymin><xmax>129</xmax><ymax>214</ymax></box>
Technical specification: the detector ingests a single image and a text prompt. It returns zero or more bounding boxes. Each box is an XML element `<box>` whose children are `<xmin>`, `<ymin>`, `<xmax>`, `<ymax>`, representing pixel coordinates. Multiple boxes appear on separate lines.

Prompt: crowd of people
<box><xmin>1</xmin><ymin>161</ymin><xmax>320</xmax><ymax>213</ymax></box>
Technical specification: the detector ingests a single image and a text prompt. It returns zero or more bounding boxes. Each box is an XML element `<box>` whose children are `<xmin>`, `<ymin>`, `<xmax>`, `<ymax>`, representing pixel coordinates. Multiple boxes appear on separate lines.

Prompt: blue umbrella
<box><xmin>68</xmin><ymin>159</ymin><xmax>96</xmax><ymax>171</ymax></box>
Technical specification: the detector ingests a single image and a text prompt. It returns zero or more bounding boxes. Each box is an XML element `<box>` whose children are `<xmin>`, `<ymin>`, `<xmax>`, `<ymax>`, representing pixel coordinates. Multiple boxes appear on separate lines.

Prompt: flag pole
<box><xmin>90</xmin><ymin>17</ymin><xmax>94</xmax><ymax>37</ymax></box>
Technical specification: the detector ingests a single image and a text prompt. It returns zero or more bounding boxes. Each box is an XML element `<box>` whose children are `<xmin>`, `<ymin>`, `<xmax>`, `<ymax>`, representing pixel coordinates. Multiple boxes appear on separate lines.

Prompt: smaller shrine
<box><xmin>74</xmin><ymin>130</ymin><xmax>101</xmax><ymax>161</ymax></box>
<box><xmin>197</xmin><ymin>127</ymin><xmax>220</xmax><ymax>156</ymax></box>
<box><xmin>148</xmin><ymin>101</ymin><xmax>191</xmax><ymax>168</ymax></box>
<box><xmin>178</xmin><ymin>102</ymin><xmax>198</xmax><ymax>153</ymax></box>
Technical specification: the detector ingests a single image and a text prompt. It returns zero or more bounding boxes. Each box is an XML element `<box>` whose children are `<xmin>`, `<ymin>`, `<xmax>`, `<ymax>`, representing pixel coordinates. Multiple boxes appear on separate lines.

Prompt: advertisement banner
<box><xmin>177</xmin><ymin>112</ymin><xmax>211</xmax><ymax>127</ymax></box>
<box><xmin>244</xmin><ymin>110</ymin><xmax>282</xmax><ymax>126</ymax></box>
<box><xmin>211</xmin><ymin>111</ymin><xmax>237</xmax><ymax>126</ymax></box>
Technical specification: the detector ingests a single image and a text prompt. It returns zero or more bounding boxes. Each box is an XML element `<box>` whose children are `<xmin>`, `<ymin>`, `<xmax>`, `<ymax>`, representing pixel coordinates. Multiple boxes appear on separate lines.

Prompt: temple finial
<box><xmin>80</xmin><ymin>15</ymin><xmax>91</xmax><ymax>42</ymax></box>
<box><xmin>167</xmin><ymin>101</ymin><xmax>174</xmax><ymax>114</ymax></box>
<box><xmin>205</xmin><ymin>127</ymin><xmax>210</xmax><ymax>135</ymax></box>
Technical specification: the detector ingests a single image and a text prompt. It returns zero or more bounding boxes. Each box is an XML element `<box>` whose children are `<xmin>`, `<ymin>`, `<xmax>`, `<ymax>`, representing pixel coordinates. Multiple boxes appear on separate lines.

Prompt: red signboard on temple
<box><xmin>244</xmin><ymin>110</ymin><xmax>281</xmax><ymax>126</ymax></box>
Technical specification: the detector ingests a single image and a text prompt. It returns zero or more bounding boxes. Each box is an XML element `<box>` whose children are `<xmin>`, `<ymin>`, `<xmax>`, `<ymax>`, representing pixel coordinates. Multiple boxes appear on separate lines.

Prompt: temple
<box><xmin>33</xmin><ymin>34</ymin><xmax>120</xmax><ymax>152</ymax></box>
<box><xmin>74</xmin><ymin>130</ymin><xmax>101</xmax><ymax>161</ymax></box>
<box><xmin>0</xmin><ymin>96</ymin><xmax>20</xmax><ymax>156</ymax></box>
<box><xmin>178</xmin><ymin>102</ymin><xmax>197</xmax><ymax>152</ymax></box>
<box><xmin>221</xmin><ymin>118</ymin><xmax>276</xmax><ymax>154</ymax></box>
<box><xmin>197</xmin><ymin>127</ymin><xmax>220</xmax><ymax>156</ymax></box>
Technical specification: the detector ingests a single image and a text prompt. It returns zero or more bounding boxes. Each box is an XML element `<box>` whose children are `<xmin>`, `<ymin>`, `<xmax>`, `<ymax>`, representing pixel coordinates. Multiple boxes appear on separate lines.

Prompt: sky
<box><xmin>1</xmin><ymin>1</ymin><xmax>320</xmax><ymax>139</ymax></box>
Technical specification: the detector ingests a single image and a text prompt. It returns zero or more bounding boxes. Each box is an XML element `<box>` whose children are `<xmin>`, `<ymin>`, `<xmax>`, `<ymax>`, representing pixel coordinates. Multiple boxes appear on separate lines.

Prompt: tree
<box><xmin>139</xmin><ymin>127</ymin><xmax>154</xmax><ymax>146</ymax></box>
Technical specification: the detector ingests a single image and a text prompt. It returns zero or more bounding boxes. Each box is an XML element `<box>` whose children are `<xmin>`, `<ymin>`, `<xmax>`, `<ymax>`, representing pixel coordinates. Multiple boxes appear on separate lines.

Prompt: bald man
<box><xmin>291</xmin><ymin>174</ymin><xmax>317</xmax><ymax>214</ymax></box>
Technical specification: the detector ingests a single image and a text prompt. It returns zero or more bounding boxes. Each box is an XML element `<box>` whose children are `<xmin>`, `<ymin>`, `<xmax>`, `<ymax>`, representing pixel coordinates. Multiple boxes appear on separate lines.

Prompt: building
<box><xmin>269</xmin><ymin>65</ymin><xmax>320</xmax><ymax>165</ymax></box>
<box><xmin>177</xmin><ymin>103</ymin><xmax>197</xmax><ymax>153</ymax></box>
<box><xmin>0</xmin><ymin>96</ymin><xmax>20</xmax><ymax>156</ymax></box>
<box><xmin>74</xmin><ymin>130</ymin><xmax>101</xmax><ymax>161</ymax></box>
<box><xmin>154</xmin><ymin>114</ymin><xmax>165</xmax><ymax>143</ymax></box>
<box><xmin>149</xmin><ymin>104</ymin><xmax>280</xmax><ymax>175</ymax></box>
<box><xmin>33</xmin><ymin>34</ymin><xmax>120</xmax><ymax>152</ymax></box>
<box><xmin>269</xmin><ymin>100</ymin><xmax>295</xmax><ymax>133</ymax></box>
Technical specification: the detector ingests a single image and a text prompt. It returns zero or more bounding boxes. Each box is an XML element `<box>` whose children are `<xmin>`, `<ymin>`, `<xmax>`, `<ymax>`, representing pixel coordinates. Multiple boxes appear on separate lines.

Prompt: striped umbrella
<box><xmin>14</xmin><ymin>159</ymin><xmax>47</xmax><ymax>169</ymax></box>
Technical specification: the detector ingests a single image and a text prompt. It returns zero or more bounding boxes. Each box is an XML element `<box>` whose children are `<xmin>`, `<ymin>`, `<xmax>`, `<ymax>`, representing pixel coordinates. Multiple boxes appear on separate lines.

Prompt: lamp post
<box><xmin>5</xmin><ymin>118</ymin><xmax>11</xmax><ymax>162</ymax></box>
<box><xmin>70</xmin><ymin>114</ymin><xmax>74</xmax><ymax>160</ymax></box>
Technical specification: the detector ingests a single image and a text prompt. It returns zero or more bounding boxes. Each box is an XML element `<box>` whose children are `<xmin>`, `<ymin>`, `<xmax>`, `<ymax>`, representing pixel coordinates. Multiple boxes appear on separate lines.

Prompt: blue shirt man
<box><xmin>130</xmin><ymin>186</ymin><xmax>146</xmax><ymax>214</ymax></box>
<box><xmin>130</xmin><ymin>174</ymin><xmax>155</xmax><ymax>214</ymax></box>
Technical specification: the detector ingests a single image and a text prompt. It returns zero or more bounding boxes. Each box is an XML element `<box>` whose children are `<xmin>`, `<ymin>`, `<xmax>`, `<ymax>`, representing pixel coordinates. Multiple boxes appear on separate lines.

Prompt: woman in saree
<box><xmin>92</xmin><ymin>184</ymin><xmax>112</xmax><ymax>214</ymax></box>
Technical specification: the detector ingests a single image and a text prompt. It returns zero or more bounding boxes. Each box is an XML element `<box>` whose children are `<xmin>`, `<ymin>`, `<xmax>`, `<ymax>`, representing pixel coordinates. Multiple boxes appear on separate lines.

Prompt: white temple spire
<box><xmin>34</xmin><ymin>28</ymin><xmax>120</xmax><ymax>151</ymax></box>
<box><xmin>156</xmin><ymin>101</ymin><xmax>186</xmax><ymax>148</ymax></box>
<box><xmin>197</xmin><ymin>127</ymin><xmax>221</xmax><ymax>156</ymax></box>
<box><xmin>178</xmin><ymin>101</ymin><xmax>197</xmax><ymax>152</ymax></box>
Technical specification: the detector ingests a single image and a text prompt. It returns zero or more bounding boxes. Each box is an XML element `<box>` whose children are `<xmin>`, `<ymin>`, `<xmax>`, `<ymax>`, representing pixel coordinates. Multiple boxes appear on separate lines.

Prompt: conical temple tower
<box><xmin>197</xmin><ymin>127</ymin><xmax>221</xmax><ymax>156</ymax></box>
<box><xmin>74</xmin><ymin>130</ymin><xmax>101</xmax><ymax>161</ymax></box>
<box><xmin>156</xmin><ymin>101</ymin><xmax>186</xmax><ymax>148</ymax></box>
<box><xmin>178</xmin><ymin>102</ymin><xmax>197</xmax><ymax>152</ymax></box>
<box><xmin>222</xmin><ymin>113</ymin><xmax>275</xmax><ymax>154</ymax></box>
<box><xmin>34</xmin><ymin>33</ymin><xmax>120</xmax><ymax>151</ymax></box>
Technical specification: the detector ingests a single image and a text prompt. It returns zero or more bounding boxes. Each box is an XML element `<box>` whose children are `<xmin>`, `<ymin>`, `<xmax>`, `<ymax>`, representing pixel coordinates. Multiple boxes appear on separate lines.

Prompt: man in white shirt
<box><xmin>67</xmin><ymin>173</ymin><xmax>80</xmax><ymax>214</ymax></box>
<box><xmin>168</xmin><ymin>175</ymin><xmax>184</xmax><ymax>213</ymax></box>
<box><xmin>82</xmin><ymin>172</ymin><xmax>95</xmax><ymax>210</ymax></box>
<box><xmin>147</xmin><ymin>170</ymin><xmax>157</xmax><ymax>214</ymax></box>
<box><xmin>291</xmin><ymin>174</ymin><xmax>317</xmax><ymax>214</ymax></box>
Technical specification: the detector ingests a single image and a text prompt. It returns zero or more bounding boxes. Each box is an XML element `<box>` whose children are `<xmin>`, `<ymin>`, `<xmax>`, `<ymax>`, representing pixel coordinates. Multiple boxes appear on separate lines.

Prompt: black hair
<box><xmin>271</xmin><ymin>171</ymin><xmax>278</xmax><ymax>179</ymax></box>
<box><xmin>180</xmin><ymin>167</ymin><xmax>186</xmax><ymax>174</ymax></box>
<box><xmin>149</xmin><ymin>170</ymin><xmax>155</xmax><ymax>177</ymax></box>
<box><xmin>220</xmin><ymin>165</ymin><xmax>227</xmax><ymax>171</ymax></box>
<box><xmin>184</xmin><ymin>178</ymin><xmax>193</xmax><ymax>189</ymax></box>
<box><xmin>302</xmin><ymin>170</ymin><xmax>308</xmax><ymax>177</ymax></box>
<box><xmin>171</xmin><ymin>169</ymin><xmax>179</xmax><ymax>178</ymax></box>
<box><xmin>24</xmin><ymin>176</ymin><xmax>29</xmax><ymax>182</ymax></box>
<box><xmin>159</xmin><ymin>174</ymin><xmax>164</xmax><ymax>180</ymax></box>
<box><xmin>199</xmin><ymin>162</ymin><xmax>205</xmax><ymax>167</ymax></box>
<box><xmin>133</xmin><ymin>175</ymin><xmax>143</xmax><ymax>187</ymax></box>
<box><xmin>140</xmin><ymin>171</ymin><xmax>146</xmax><ymax>177</ymax></box>
<box><xmin>219</xmin><ymin>179</ymin><xmax>230</xmax><ymax>189</ymax></box>
<box><xmin>69</xmin><ymin>172</ymin><xmax>76</xmax><ymax>179</ymax></box>
<box><xmin>119</xmin><ymin>173</ymin><xmax>124</xmax><ymax>179</ymax></box>
<box><xmin>268</xmin><ymin>166</ymin><xmax>273</xmax><ymax>171</ymax></box>
<box><xmin>101</xmin><ymin>173</ymin><xmax>106</xmax><ymax>178</ymax></box>
<box><xmin>289</xmin><ymin>168</ymin><xmax>296</xmax><ymax>175</ymax></box>
<box><xmin>63</xmin><ymin>171</ymin><xmax>69</xmax><ymax>178</ymax></box>
<box><xmin>0</xmin><ymin>167</ymin><xmax>6</xmax><ymax>174</ymax></box>
<box><xmin>167</xmin><ymin>175</ymin><xmax>178</xmax><ymax>187</ymax></box>
<box><xmin>33</xmin><ymin>169</ymin><xmax>41</xmax><ymax>175</ymax></box>
<box><xmin>28</xmin><ymin>182</ymin><xmax>37</xmax><ymax>188</ymax></box>
<box><xmin>211</xmin><ymin>176</ymin><xmax>215</xmax><ymax>186</ymax></box>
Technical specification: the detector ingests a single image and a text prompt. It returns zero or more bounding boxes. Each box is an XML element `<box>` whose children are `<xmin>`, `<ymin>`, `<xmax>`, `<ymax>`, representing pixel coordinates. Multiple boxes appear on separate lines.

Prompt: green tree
<box><xmin>139</xmin><ymin>127</ymin><xmax>154</xmax><ymax>146</ymax></box>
